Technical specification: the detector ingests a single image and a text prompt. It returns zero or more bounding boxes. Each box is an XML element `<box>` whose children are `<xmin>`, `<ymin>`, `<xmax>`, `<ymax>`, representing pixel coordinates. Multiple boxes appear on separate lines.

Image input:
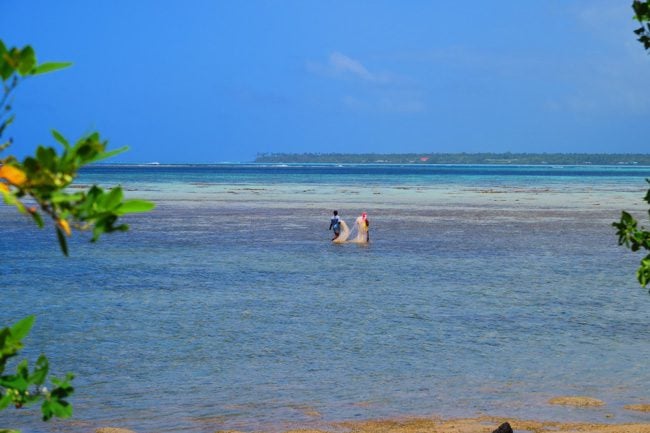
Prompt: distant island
<box><xmin>254</xmin><ymin>152</ymin><xmax>650</xmax><ymax>165</ymax></box>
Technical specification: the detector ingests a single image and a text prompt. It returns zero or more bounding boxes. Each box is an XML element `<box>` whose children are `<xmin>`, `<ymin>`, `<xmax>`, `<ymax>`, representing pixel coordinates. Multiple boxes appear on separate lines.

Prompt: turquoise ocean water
<box><xmin>3</xmin><ymin>164</ymin><xmax>650</xmax><ymax>432</ymax></box>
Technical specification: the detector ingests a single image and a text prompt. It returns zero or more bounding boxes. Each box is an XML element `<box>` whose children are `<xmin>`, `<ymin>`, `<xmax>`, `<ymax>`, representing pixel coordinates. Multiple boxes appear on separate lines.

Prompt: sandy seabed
<box><xmin>95</xmin><ymin>415</ymin><xmax>650</xmax><ymax>433</ymax></box>
<box><xmin>306</xmin><ymin>417</ymin><xmax>650</xmax><ymax>433</ymax></box>
<box><xmin>93</xmin><ymin>397</ymin><xmax>650</xmax><ymax>433</ymax></box>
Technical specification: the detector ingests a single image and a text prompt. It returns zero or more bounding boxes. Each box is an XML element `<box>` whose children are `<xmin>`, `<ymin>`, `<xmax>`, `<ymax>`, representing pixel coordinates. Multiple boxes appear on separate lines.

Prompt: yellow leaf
<box><xmin>0</xmin><ymin>165</ymin><xmax>27</xmax><ymax>186</ymax></box>
<box><xmin>0</xmin><ymin>182</ymin><xmax>8</xmax><ymax>192</ymax></box>
<box><xmin>57</xmin><ymin>219</ymin><xmax>71</xmax><ymax>236</ymax></box>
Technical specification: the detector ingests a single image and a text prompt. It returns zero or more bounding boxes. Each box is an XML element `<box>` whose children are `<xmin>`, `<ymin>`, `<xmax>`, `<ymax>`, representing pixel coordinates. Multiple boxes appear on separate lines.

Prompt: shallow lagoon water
<box><xmin>3</xmin><ymin>164</ymin><xmax>650</xmax><ymax>433</ymax></box>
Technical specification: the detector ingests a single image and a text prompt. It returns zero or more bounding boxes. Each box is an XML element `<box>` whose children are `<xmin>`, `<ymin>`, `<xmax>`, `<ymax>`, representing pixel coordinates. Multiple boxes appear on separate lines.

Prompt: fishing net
<box><xmin>349</xmin><ymin>216</ymin><xmax>369</xmax><ymax>243</ymax></box>
<box><xmin>332</xmin><ymin>220</ymin><xmax>350</xmax><ymax>243</ymax></box>
<box><xmin>333</xmin><ymin>217</ymin><xmax>368</xmax><ymax>244</ymax></box>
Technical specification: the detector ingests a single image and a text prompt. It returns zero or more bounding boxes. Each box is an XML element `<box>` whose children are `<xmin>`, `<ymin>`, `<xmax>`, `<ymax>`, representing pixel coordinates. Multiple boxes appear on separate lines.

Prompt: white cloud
<box><xmin>329</xmin><ymin>52</ymin><xmax>375</xmax><ymax>81</ymax></box>
<box><xmin>307</xmin><ymin>51</ymin><xmax>423</xmax><ymax>113</ymax></box>
<box><xmin>307</xmin><ymin>51</ymin><xmax>393</xmax><ymax>84</ymax></box>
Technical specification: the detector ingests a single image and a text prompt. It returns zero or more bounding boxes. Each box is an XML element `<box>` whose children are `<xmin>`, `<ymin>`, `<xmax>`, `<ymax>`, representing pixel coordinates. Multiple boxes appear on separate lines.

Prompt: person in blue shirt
<box><xmin>329</xmin><ymin>210</ymin><xmax>341</xmax><ymax>241</ymax></box>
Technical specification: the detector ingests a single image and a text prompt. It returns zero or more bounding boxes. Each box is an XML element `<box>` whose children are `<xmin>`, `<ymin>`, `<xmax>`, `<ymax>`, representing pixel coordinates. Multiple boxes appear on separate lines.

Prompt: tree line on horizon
<box><xmin>255</xmin><ymin>152</ymin><xmax>650</xmax><ymax>165</ymax></box>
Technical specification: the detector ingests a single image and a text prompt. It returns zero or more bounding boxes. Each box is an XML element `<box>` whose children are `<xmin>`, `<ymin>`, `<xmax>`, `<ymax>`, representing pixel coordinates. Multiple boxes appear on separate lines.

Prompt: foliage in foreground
<box><xmin>634</xmin><ymin>0</ymin><xmax>650</xmax><ymax>50</ymax></box>
<box><xmin>0</xmin><ymin>38</ymin><xmax>153</xmax><ymax>430</ymax></box>
<box><xmin>0</xmin><ymin>40</ymin><xmax>154</xmax><ymax>256</ymax></box>
<box><xmin>0</xmin><ymin>316</ymin><xmax>74</xmax><ymax>424</ymax></box>
<box><xmin>614</xmin><ymin>184</ymin><xmax>650</xmax><ymax>287</ymax></box>
<box><xmin>614</xmin><ymin>1</ymin><xmax>650</xmax><ymax>288</ymax></box>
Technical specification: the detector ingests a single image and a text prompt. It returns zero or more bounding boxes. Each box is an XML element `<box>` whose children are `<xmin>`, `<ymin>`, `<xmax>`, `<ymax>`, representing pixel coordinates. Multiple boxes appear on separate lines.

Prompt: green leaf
<box><xmin>16</xmin><ymin>359</ymin><xmax>29</xmax><ymax>379</ymax></box>
<box><xmin>35</xmin><ymin>146</ymin><xmax>57</xmax><ymax>170</ymax></box>
<box><xmin>17</xmin><ymin>46</ymin><xmax>36</xmax><ymax>76</ymax></box>
<box><xmin>87</xmin><ymin>145</ymin><xmax>129</xmax><ymax>164</ymax></box>
<box><xmin>0</xmin><ymin>393</ymin><xmax>12</xmax><ymax>411</ymax></box>
<box><xmin>638</xmin><ymin>254</ymin><xmax>650</xmax><ymax>287</ymax></box>
<box><xmin>31</xmin><ymin>62</ymin><xmax>72</xmax><ymax>76</ymax></box>
<box><xmin>51</xmin><ymin>129</ymin><xmax>70</xmax><ymax>150</ymax></box>
<box><xmin>41</xmin><ymin>399</ymin><xmax>72</xmax><ymax>421</ymax></box>
<box><xmin>29</xmin><ymin>355</ymin><xmax>49</xmax><ymax>385</ymax></box>
<box><xmin>116</xmin><ymin>199</ymin><xmax>155</xmax><ymax>215</ymax></box>
<box><xmin>56</xmin><ymin>227</ymin><xmax>69</xmax><ymax>257</ymax></box>
<box><xmin>50</xmin><ymin>192</ymin><xmax>83</xmax><ymax>204</ymax></box>
<box><xmin>0</xmin><ymin>374</ymin><xmax>28</xmax><ymax>391</ymax></box>
<box><xmin>0</xmin><ymin>189</ymin><xmax>12</xmax><ymax>204</ymax></box>
<box><xmin>101</xmin><ymin>187</ymin><xmax>124</xmax><ymax>210</ymax></box>
<box><xmin>10</xmin><ymin>316</ymin><xmax>34</xmax><ymax>341</ymax></box>
<box><xmin>1</xmin><ymin>190</ymin><xmax>27</xmax><ymax>214</ymax></box>
<box><xmin>0</xmin><ymin>53</ymin><xmax>15</xmax><ymax>81</ymax></box>
<box><xmin>92</xmin><ymin>221</ymin><xmax>107</xmax><ymax>242</ymax></box>
<box><xmin>0</xmin><ymin>328</ymin><xmax>18</xmax><ymax>367</ymax></box>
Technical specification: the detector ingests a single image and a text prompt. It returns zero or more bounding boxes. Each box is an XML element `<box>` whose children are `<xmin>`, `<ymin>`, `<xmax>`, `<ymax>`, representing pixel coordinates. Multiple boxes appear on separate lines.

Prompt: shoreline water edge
<box><xmin>90</xmin><ymin>414</ymin><xmax>650</xmax><ymax>433</ymax></box>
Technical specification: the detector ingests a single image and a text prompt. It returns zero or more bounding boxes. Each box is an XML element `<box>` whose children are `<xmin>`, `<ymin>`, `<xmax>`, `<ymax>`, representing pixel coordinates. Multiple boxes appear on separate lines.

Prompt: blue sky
<box><xmin>2</xmin><ymin>1</ymin><xmax>649</xmax><ymax>162</ymax></box>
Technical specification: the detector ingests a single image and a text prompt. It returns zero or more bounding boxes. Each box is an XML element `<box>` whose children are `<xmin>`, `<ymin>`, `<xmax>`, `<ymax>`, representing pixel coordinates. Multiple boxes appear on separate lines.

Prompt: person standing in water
<box><xmin>355</xmin><ymin>212</ymin><xmax>370</xmax><ymax>243</ymax></box>
<box><xmin>329</xmin><ymin>210</ymin><xmax>341</xmax><ymax>241</ymax></box>
<box><xmin>363</xmin><ymin>212</ymin><xmax>370</xmax><ymax>242</ymax></box>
